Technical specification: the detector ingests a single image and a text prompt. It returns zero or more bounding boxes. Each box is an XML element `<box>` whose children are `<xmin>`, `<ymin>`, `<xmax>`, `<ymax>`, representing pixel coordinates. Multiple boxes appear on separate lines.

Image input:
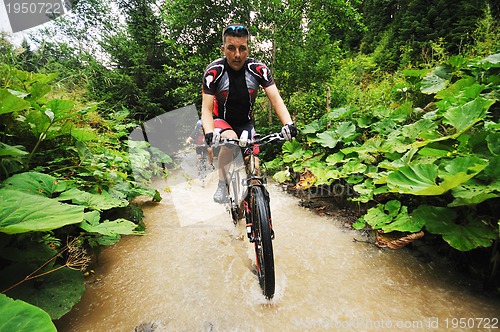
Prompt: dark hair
<box><xmin>222</xmin><ymin>24</ymin><xmax>249</xmax><ymax>43</ymax></box>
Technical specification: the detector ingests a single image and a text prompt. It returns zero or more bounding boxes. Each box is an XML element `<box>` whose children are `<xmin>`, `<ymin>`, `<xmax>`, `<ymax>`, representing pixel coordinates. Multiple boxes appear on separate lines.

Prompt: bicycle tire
<box><xmin>250</xmin><ymin>186</ymin><xmax>275</xmax><ymax>299</ymax></box>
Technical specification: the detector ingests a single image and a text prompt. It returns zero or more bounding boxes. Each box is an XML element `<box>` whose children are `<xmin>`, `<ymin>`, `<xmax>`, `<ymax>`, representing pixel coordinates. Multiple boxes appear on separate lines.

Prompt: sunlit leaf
<box><xmin>57</xmin><ymin>188</ymin><xmax>128</xmax><ymax>211</ymax></box>
<box><xmin>341</xmin><ymin>160</ymin><xmax>367</xmax><ymax>175</ymax></box>
<box><xmin>44</xmin><ymin>99</ymin><xmax>75</xmax><ymax>122</ymax></box>
<box><xmin>325</xmin><ymin>152</ymin><xmax>345</xmax><ymax>165</ymax></box>
<box><xmin>442</xmin><ymin>97</ymin><xmax>493</xmax><ymax>133</ymax></box>
<box><xmin>315</xmin><ymin>130</ymin><xmax>339</xmax><ymax>148</ymax></box>
<box><xmin>326</xmin><ymin>107</ymin><xmax>353</xmax><ymax>120</ymax></box>
<box><xmin>387</xmin><ymin>163</ymin><xmax>441</xmax><ymax>195</ymax></box>
<box><xmin>273</xmin><ymin>170</ymin><xmax>290</xmax><ymax>183</ymax></box>
<box><xmin>435</xmin><ymin>76</ymin><xmax>476</xmax><ymax>100</ymax></box>
<box><xmin>0</xmin><ymin>89</ymin><xmax>31</xmax><ymax>114</ymax></box>
<box><xmin>387</xmin><ymin>157</ymin><xmax>488</xmax><ymax>195</ymax></box>
<box><xmin>80</xmin><ymin>217</ymin><xmax>142</xmax><ymax>236</ymax></box>
<box><xmin>401</xmin><ymin>118</ymin><xmax>437</xmax><ymax>140</ymax></box>
<box><xmin>28</xmin><ymin>83</ymin><xmax>52</xmax><ymax>101</ymax></box>
<box><xmin>70</xmin><ymin>128</ymin><xmax>99</xmax><ymax>141</ymax></box>
<box><xmin>0</xmin><ymin>189</ymin><xmax>84</xmax><ymax>234</ymax></box>
<box><xmin>282</xmin><ymin>140</ymin><xmax>302</xmax><ymax>154</ymax></box>
<box><xmin>335</xmin><ymin>121</ymin><xmax>357</xmax><ymax>141</ymax></box>
<box><xmin>301</xmin><ymin>119</ymin><xmax>325</xmax><ymax>134</ymax></box>
<box><xmin>2</xmin><ymin>172</ymin><xmax>66</xmax><ymax>197</ymax></box>
<box><xmin>421</xmin><ymin>65</ymin><xmax>451</xmax><ymax>94</ymax></box>
<box><xmin>353</xmin><ymin>200</ymin><xmax>423</xmax><ymax>233</ymax></box>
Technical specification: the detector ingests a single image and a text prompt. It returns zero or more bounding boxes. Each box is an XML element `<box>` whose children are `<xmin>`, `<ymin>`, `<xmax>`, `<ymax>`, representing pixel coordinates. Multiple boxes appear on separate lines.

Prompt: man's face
<box><xmin>222</xmin><ymin>36</ymin><xmax>248</xmax><ymax>71</ymax></box>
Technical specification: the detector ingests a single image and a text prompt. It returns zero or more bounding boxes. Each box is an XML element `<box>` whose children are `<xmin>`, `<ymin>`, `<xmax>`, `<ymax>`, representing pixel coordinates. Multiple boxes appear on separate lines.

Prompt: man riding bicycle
<box><xmin>201</xmin><ymin>23</ymin><xmax>297</xmax><ymax>203</ymax></box>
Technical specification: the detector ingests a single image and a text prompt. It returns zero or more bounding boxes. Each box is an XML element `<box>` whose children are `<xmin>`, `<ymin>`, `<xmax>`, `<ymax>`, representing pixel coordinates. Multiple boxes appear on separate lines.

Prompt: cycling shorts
<box><xmin>214</xmin><ymin>119</ymin><xmax>259</xmax><ymax>155</ymax></box>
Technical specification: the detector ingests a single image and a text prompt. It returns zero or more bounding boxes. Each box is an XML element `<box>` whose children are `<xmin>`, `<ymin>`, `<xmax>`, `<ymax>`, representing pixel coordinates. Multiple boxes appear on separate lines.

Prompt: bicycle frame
<box><xmin>218</xmin><ymin>132</ymin><xmax>283</xmax><ymax>223</ymax></box>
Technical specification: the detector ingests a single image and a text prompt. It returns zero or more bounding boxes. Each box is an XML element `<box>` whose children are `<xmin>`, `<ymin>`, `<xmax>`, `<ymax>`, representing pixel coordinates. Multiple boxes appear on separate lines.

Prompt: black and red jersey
<box><xmin>202</xmin><ymin>57</ymin><xmax>275</xmax><ymax>126</ymax></box>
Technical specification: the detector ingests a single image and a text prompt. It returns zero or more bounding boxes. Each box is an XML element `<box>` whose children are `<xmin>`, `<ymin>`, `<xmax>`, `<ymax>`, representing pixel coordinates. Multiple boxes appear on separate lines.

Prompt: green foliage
<box><xmin>275</xmin><ymin>53</ymin><xmax>500</xmax><ymax>252</ymax></box>
<box><xmin>0</xmin><ymin>63</ymin><xmax>159</xmax><ymax>323</ymax></box>
<box><xmin>0</xmin><ymin>263</ymin><xmax>85</xmax><ymax>320</ymax></box>
<box><xmin>358</xmin><ymin>0</ymin><xmax>497</xmax><ymax>69</ymax></box>
<box><xmin>0</xmin><ymin>294</ymin><xmax>56</xmax><ymax>331</ymax></box>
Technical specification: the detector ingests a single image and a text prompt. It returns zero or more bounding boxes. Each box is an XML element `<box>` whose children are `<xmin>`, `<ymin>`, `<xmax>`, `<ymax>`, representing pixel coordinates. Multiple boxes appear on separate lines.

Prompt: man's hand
<box><xmin>281</xmin><ymin>123</ymin><xmax>298</xmax><ymax>141</ymax></box>
<box><xmin>205</xmin><ymin>130</ymin><xmax>221</xmax><ymax>147</ymax></box>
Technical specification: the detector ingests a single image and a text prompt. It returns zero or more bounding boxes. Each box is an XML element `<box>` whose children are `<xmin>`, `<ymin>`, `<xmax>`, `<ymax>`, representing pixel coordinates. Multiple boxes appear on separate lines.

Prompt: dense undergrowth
<box><xmin>267</xmin><ymin>53</ymin><xmax>500</xmax><ymax>293</ymax></box>
<box><xmin>0</xmin><ymin>64</ymin><xmax>166</xmax><ymax>330</ymax></box>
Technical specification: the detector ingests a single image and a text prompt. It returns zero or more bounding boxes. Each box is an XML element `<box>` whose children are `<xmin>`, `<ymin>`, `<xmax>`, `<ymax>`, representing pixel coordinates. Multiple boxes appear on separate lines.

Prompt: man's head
<box><xmin>222</xmin><ymin>24</ymin><xmax>249</xmax><ymax>71</ymax></box>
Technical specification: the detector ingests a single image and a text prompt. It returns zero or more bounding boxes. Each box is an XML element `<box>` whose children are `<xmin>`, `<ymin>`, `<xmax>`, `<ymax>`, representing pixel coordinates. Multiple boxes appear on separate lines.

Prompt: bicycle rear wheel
<box><xmin>250</xmin><ymin>186</ymin><xmax>275</xmax><ymax>299</ymax></box>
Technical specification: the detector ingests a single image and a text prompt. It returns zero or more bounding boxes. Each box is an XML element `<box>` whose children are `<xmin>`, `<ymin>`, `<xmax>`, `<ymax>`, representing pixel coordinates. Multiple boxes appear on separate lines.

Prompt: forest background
<box><xmin>0</xmin><ymin>0</ymin><xmax>499</xmax><ymax>329</ymax></box>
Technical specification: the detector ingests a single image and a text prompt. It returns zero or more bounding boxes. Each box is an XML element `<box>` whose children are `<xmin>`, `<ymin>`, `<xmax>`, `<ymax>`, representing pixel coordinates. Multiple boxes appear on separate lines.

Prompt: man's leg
<box><xmin>214</xmin><ymin>119</ymin><xmax>239</xmax><ymax>203</ymax></box>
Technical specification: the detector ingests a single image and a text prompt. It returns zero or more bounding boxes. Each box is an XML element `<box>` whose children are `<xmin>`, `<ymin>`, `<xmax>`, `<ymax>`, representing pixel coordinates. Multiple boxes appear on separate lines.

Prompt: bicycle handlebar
<box><xmin>218</xmin><ymin>132</ymin><xmax>284</xmax><ymax>148</ymax></box>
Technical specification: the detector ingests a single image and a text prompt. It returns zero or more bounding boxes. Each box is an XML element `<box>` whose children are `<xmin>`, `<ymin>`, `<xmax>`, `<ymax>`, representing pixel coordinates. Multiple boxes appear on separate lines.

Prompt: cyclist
<box><xmin>186</xmin><ymin>119</ymin><xmax>214</xmax><ymax>166</ymax></box>
<box><xmin>201</xmin><ymin>23</ymin><xmax>297</xmax><ymax>203</ymax></box>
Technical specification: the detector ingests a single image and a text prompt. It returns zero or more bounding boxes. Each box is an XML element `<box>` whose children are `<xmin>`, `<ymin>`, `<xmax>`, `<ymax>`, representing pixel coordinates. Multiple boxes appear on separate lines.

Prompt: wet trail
<box><xmin>57</xmin><ymin>160</ymin><xmax>500</xmax><ymax>331</ymax></box>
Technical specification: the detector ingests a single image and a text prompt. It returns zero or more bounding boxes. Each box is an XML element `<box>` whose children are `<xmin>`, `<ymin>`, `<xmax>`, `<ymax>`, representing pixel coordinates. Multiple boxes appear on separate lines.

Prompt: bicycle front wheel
<box><xmin>250</xmin><ymin>186</ymin><xmax>275</xmax><ymax>299</ymax></box>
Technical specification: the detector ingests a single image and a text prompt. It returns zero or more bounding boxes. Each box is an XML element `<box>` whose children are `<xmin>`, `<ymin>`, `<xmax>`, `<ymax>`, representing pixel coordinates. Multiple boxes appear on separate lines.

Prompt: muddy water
<box><xmin>57</xmin><ymin>167</ymin><xmax>500</xmax><ymax>331</ymax></box>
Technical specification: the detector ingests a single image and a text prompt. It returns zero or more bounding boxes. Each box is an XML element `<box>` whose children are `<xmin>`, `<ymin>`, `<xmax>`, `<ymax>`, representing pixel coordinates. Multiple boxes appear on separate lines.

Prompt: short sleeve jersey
<box><xmin>202</xmin><ymin>57</ymin><xmax>275</xmax><ymax>126</ymax></box>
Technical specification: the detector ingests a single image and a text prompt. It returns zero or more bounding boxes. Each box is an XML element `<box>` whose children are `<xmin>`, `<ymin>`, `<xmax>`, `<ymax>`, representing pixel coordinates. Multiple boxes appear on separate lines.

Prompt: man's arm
<box><xmin>201</xmin><ymin>93</ymin><xmax>215</xmax><ymax>133</ymax></box>
<box><xmin>264</xmin><ymin>84</ymin><xmax>293</xmax><ymax>125</ymax></box>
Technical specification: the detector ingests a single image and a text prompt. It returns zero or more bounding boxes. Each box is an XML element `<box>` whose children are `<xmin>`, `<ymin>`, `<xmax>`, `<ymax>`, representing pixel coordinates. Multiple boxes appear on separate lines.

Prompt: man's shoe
<box><xmin>213</xmin><ymin>181</ymin><xmax>228</xmax><ymax>203</ymax></box>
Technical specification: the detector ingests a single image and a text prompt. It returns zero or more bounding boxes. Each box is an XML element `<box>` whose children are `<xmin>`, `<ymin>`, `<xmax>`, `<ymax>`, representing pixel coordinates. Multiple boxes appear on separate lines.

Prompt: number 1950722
<box><xmin>444</xmin><ymin>317</ymin><xmax>498</xmax><ymax>329</ymax></box>
<box><xmin>6</xmin><ymin>2</ymin><xmax>65</xmax><ymax>14</ymax></box>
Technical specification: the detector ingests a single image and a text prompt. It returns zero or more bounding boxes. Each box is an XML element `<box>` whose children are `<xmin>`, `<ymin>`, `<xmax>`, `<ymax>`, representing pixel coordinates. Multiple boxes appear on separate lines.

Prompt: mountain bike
<box><xmin>219</xmin><ymin>131</ymin><xmax>284</xmax><ymax>299</ymax></box>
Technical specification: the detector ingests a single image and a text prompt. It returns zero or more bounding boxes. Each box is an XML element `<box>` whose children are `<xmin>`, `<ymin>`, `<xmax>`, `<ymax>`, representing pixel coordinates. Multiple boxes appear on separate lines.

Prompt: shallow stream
<box><xmin>57</xmin><ymin>161</ymin><xmax>500</xmax><ymax>331</ymax></box>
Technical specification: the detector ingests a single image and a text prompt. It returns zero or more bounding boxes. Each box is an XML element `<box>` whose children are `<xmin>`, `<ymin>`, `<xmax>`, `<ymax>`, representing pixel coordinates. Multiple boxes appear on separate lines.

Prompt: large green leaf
<box><xmin>435</xmin><ymin>76</ymin><xmax>476</xmax><ymax>100</ymax></box>
<box><xmin>0</xmin><ymin>294</ymin><xmax>56</xmax><ymax>332</ymax></box>
<box><xmin>326</xmin><ymin>107</ymin><xmax>353</xmax><ymax>121</ymax></box>
<box><xmin>353</xmin><ymin>200</ymin><xmax>424</xmax><ymax>233</ymax></box>
<box><xmin>438</xmin><ymin>156</ymin><xmax>489</xmax><ymax>189</ymax></box>
<box><xmin>0</xmin><ymin>189</ymin><xmax>84</xmax><ymax>234</ymax></box>
<box><xmin>401</xmin><ymin>118</ymin><xmax>437</xmax><ymax>140</ymax></box>
<box><xmin>2</xmin><ymin>172</ymin><xmax>67</xmax><ymax>197</ymax></box>
<box><xmin>442</xmin><ymin>97</ymin><xmax>493</xmax><ymax>133</ymax></box>
<box><xmin>315</xmin><ymin>130</ymin><xmax>340</xmax><ymax>148</ymax></box>
<box><xmin>314</xmin><ymin>122</ymin><xmax>357</xmax><ymax>148</ymax></box>
<box><xmin>80</xmin><ymin>218</ymin><xmax>142</xmax><ymax>236</ymax></box>
<box><xmin>57</xmin><ymin>188</ymin><xmax>128</xmax><ymax>211</ymax></box>
<box><xmin>302</xmin><ymin>119</ymin><xmax>325</xmax><ymax>134</ymax></box>
<box><xmin>25</xmin><ymin>109</ymin><xmax>51</xmax><ymax>137</ymax></box>
<box><xmin>486</xmin><ymin>132</ymin><xmax>500</xmax><ymax>156</ymax></box>
<box><xmin>70</xmin><ymin>128</ymin><xmax>99</xmax><ymax>141</ymax></box>
<box><xmin>387</xmin><ymin>157</ymin><xmax>488</xmax><ymax>195</ymax></box>
<box><xmin>413</xmin><ymin>205</ymin><xmax>497</xmax><ymax>251</ymax></box>
<box><xmin>0</xmin><ymin>89</ymin><xmax>31</xmax><ymax>114</ymax></box>
<box><xmin>28</xmin><ymin>83</ymin><xmax>51</xmax><ymax>101</ymax></box>
<box><xmin>0</xmin><ymin>143</ymin><xmax>28</xmax><ymax>158</ymax></box>
<box><xmin>449</xmin><ymin>179</ymin><xmax>500</xmax><ymax>206</ymax></box>
<box><xmin>282</xmin><ymin>140</ymin><xmax>302</xmax><ymax>154</ymax></box>
<box><xmin>420</xmin><ymin>65</ymin><xmax>451</xmax><ymax>94</ymax></box>
<box><xmin>1</xmin><ymin>264</ymin><xmax>85</xmax><ymax>320</ymax></box>
<box><xmin>387</xmin><ymin>163</ymin><xmax>442</xmax><ymax>195</ymax></box>
<box><xmin>44</xmin><ymin>99</ymin><xmax>75</xmax><ymax>122</ymax></box>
